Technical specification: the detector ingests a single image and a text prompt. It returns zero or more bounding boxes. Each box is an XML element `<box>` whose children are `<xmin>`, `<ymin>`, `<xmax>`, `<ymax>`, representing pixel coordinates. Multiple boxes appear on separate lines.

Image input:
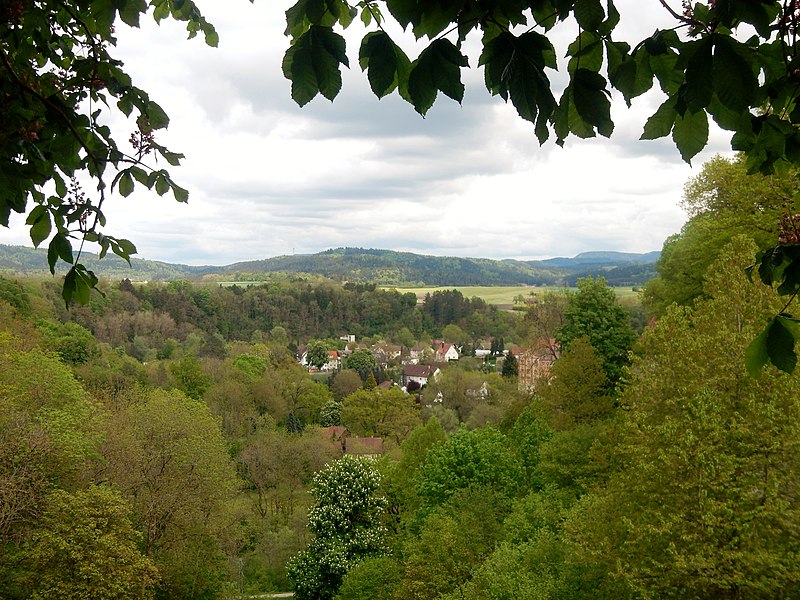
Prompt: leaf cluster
<box><xmin>2</xmin><ymin>0</ymin><xmax>213</xmax><ymax>305</ymax></box>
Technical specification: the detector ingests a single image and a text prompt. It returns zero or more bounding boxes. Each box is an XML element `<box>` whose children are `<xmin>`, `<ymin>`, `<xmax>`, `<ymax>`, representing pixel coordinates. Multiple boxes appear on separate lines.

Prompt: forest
<box><xmin>1</xmin><ymin>154</ymin><xmax>799</xmax><ymax>599</ymax></box>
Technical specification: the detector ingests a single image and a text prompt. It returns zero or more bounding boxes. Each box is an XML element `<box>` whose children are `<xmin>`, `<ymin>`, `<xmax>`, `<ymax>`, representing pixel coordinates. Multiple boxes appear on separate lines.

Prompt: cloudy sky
<box><xmin>1</xmin><ymin>1</ymin><xmax>734</xmax><ymax>265</ymax></box>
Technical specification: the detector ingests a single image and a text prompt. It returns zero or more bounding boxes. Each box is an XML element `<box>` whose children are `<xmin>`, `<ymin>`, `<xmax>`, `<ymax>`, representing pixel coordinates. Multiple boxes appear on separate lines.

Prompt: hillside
<box><xmin>0</xmin><ymin>244</ymin><xmax>659</xmax><ymax>286</ymax></box>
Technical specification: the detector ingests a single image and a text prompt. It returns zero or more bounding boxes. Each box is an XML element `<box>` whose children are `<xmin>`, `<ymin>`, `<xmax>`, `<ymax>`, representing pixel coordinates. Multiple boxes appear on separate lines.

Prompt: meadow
<box><xmin>386</xmin><ymin>285</ymin><xmax>641</xmax><ymax>306</ymax></box>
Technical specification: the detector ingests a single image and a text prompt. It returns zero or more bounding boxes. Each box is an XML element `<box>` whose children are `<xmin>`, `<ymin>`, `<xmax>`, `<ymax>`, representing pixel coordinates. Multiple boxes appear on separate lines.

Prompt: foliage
<box><xmin>36</xmin><ymin>319</ymin><xmax>97</xmax><ymax>365</ymax></box>
<box><xmin>398</xmin><ymin>486</ymin><xmax>511</xmax><ymax>600</ymax></box>
<box><xmin>538</xmin><ymin>337</ymin><xmax>613</xmax><ymax>431</ymax></box>
<box><xmin>287</xmin><ymin>455</ymin><xmax>388</xmax><ymax>600</ymax></box>
<box><xmin>341</xmin><ymin>387</ymin><xmax>421</xmax><ymax>444</ymax></box>
<box><xmin>0</xmin><ymin>277</ymin><xmax>30</xmax><ymax>314</ymax></box>
<box><xmin>345</xmin><ymin>348</ymin><xmax>377</xmax><ymax>378</ymax></box>
<box><xmin>556</xmin><ymin>276</ymin><xmax>636</xmax><ymax>385</ymax></box>
<box><xmin>333</xmin><ymin>556</ymin><xmax>403</xmax><ymax>600</ymax></box>
<box><xmin>567</xmin><ymin>237</ymin><xmax>800</xmax><ymax>597</ymax></box>
<box><xmin>168</xmin><ymin>355</ymin><xmax>212</xmax><ymax>400</ymax></box>
<box><xmin>501</xmin><ymin>352</ymin><xmax>518</xmax><ymax>378</ymax></box>
<box><xmin>331</xmin><ymin>368</ymin><xmax>363</xmax><ymax>400</ymax></box>
<box><xmin>319</xmin><ymin>399</ymin><xmax>343</xmax><ymax>426</ymax></box>
<box><xmin>417</xmin><ymin>427</ymin><xmax>523</xmax><ymax>509</ymax></box>
<box><xmin>100</xmin><ymin>388</ymin><xmax>238</xmax><ymax>598</ymax></box>
<box><xmin>643</xmin><ymin>154</ymin><xmax>796</xmax><ymax>315</ymax></box>
<box><xmin>306</xmin><ymin>339</ymin><xmax>331</xmax><ymax>369</ymax></box>
<box><xmin>0</xmin><ymin>346</ymin><xmax>100</xmax><ymax>492</ymax></box>
<box><xmin>1</xmin><ymin>0</ymin><xmax>216</xmax><ymax>304</ymax></box>
<box><xmin>23</xmin><ymin>486</ymin><xmax>159</xmax><ymax>600</ymax></box>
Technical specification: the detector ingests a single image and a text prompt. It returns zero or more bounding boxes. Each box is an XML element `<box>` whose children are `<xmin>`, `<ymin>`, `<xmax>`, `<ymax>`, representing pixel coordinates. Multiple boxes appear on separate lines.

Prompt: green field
<box><xmin>386</xmin><ymin>285</ymin><xmax>640</xmax><ymax>306</ymax></box>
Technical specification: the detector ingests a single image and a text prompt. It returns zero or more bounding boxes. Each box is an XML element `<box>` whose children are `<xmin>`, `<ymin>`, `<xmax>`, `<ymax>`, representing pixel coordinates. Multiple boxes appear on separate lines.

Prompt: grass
<box><xmin>386</xmin><ymin>285</ymin><xmax>641</xmax><ymax>306</ymax></box>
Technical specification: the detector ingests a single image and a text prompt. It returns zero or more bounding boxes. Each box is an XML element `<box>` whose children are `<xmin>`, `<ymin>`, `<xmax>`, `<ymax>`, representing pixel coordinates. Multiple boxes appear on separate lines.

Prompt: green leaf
<box><xmin>171</xmin><ymin>181</ymin><xmax>189</xmax><ymax>203</ymax></box>
<box><xmin>745</xmin><ymin>325</ymin><xmax>769</xmax><ymax>378</ymax></box>
<box><xmin>567</xmin><ymin>32</ymin><xmax>603</xmax><ymax>74</ymax></box>
<box><xmin>62</xmin><ymin>264</ymin><xmax>98</xmax><ymax>306</ymax></box>
<box><xmin>672</xmin><ymin>108</ymin><xmax>708</xmax><ymax>163</ymax></box>
<box><xmin>641</xmin><ymin>97</ymin><xmax>677</xmax><ymax>140</ymax></box>
<box><xmin>480</xmin><ymin>31</ymin><xmax>557</xmax><ymax>142</ymax></box>
<box><xmin>26</xmin><ymin>205</ymin><xmax>52</xmax><ymax>247</ymax></box>
<box><xmin>682</xmin><ymin>37</ymin><xmax>714</xmax><ymax>112</ymax></box>
<box><xmin>283</xmin><ymin>26</ymin><xmax>349</xmax><ymax>106</ymax></box>
<box><xmin>574</xmin><ymin>0</ymin><xmax>605</xmax><ymax>31</ymax></box>
<box><xmin>359</xmin><ymin>31</ymin><xmax>407</xmax><ymax>98</ymax></box>
<box><xmin>130</xmin><ymin>166</ymin><xmax>150</xmax><ymax>185</ymax></box>
<box><xmin>146</xmin><ymin>101</ymin><xmax>170</xmax><ymax>130</ymax></box>
<box><xmin>572</xmin><ymin>69</ymin><xmax>613</xmax><ymax>137</ymax></box>
<box><xmin>204</xmin><ymin>27</ymin><xmax>219</xmax><ymax>48</ymax></box>
<box><xmin>118</xmin><ymin>171</ymin><xmax>134</xmax><ymax>197</ymax></box>
<box><xmin>712</xmin><ymin>36</ymin><xmax>757</xmax><ymax>113</ymax></box>
<box><xmin>408</xmin><ymin>39</ymin><xmax>468</xmax><ymax>115</ymax></box>
<box><xmin>155</xmin><ymin>173</ymin><xmax>170</xmax><ymax>196</ymax></box>
<box><xmin>47</xmin><ymin>233</ymin><xmax>73</xmax><ymax>275</ymax></box>
<box><xmin>766</xmin><ymin>316</ymin><xmax>798</xmax><ymax>373</ymax></box>
<box><xmin>119</xmin><ymin>0</ymin><xmax>147</xmax><ymax>27</ymax></box>
<box><xmin>757</xmin><ymin>246</ymin><xmax>785</xmax><ymax>286</ymax></box>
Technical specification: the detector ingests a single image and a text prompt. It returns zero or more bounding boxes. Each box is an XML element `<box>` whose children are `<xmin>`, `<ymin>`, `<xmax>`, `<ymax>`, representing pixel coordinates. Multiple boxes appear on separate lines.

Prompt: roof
<box><xmin>323</xmin><ymin>425</ymin><xmax>349</xmax><ymax>440</ymax></box>
<box><xmin>345</xmin><ymin>437</ymin><xmax>384</xmax><ymax>456</ymax></box>
<box><xmin>403</xmin><ymin>364</ymin><xmax>437</xmax><ymax>378</ymax></box>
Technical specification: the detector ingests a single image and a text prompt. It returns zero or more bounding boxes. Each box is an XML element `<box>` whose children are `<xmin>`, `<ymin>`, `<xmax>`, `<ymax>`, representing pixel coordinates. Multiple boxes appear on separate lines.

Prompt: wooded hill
<box><xmin>0</xmin><ymin>245</ymin><xmax>658</xmax><ymax>287</ymax></box>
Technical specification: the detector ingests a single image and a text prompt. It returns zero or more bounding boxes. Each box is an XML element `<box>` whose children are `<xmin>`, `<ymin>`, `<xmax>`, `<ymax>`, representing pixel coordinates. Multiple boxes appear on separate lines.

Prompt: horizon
<box><xmin>0</xmin><ymin>242</ymin><xmax>661</xmax><ymax>269</ymax></box>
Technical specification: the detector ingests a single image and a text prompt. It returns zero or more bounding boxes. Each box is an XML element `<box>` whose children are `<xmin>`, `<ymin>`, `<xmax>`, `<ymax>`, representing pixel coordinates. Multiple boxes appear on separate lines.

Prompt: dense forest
<box><xmin>2</xmin><ymin>155</ymin><xmax>800</xmax><ymax>599</ymax></box>
<box><xmin>0</xmin><ymin>244</ymin><xmax>659</xmax><ymax>287</ymax></box>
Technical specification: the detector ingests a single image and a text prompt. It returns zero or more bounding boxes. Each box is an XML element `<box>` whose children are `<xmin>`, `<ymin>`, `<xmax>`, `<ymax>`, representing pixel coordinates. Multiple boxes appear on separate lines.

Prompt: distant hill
<box><xmin>0</xmin><ymin>244</ymin><xmax>659</xmax><ymax>286</ymax></box>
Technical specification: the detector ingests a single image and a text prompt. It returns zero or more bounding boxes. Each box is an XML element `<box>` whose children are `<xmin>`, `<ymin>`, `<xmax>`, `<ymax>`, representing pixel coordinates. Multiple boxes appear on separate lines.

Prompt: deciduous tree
<box><xmin>287</xmin><ymin>455</ymin><xmax>388</xmax><ymax>600</ymax></box>
<box><xmin>556</xmin><ymin>277</ymin><xmax>635</xmax><ymax>385</ymax></box>
<box><xmin>567</xmin><ymin>238</ymin><xmax>800</xmax><ymax>597</ymax></box>
<box><xmin>23</xmin><ymin>486</ymin><xmax>159</xmax><ymax>600</ymax></box>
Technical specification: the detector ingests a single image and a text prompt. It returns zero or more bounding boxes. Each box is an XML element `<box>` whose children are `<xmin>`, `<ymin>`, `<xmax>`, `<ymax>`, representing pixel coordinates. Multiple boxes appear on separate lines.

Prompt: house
<box><xmin>434</xmin><ymin>342</ymin><xmax>459</xmax><ymax>362</ymax></box>
<box><xmin>322</xmin><ymin>426</ymin><xmax>384</xmax><ymax>458</ymax></box>
<box><xmin>321</xmin><ymin>350</ymin><xmax>342</xmax><ymax>372</ymax></box>
<box><xmin>517</xmin><ymin>339</ymin><xmax>559</xmax><ymax>389</ymax></box>
<box><xmin>344</xmin><ymin>436</ymin><xmax>384</xmax><ymax>458</ymax></box>
<box><xmin>402</xmin><ymin>364</ymin><xmax>441</xmax><ymax>388</ymax></box>
<box><xmin>408</xmin><ymin>343</ymin><xmax>430</xmax><ymax>364</ymax></box>
<box><xmin>296</xmin><ymin>345</ymin><xmax>308</xmax><ymax>367</ymax></box>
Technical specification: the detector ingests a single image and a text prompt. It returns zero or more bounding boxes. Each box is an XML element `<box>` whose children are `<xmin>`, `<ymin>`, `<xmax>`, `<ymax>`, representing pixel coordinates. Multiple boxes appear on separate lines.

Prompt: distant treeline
<box><xmin>0</xmin><ymin>245</ymin><xmax>659</xmax><ymax>287</ymax></box>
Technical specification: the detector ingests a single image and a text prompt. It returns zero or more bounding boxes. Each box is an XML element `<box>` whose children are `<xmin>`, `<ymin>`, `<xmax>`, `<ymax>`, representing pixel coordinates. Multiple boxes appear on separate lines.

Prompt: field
<box><xmin>386</xmin><ymin>285</ymin><xmax>641</xmax><ymax>306</ymax></box>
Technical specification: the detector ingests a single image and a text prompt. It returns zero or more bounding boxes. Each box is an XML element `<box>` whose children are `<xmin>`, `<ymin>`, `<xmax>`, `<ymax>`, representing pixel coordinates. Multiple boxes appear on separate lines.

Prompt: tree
<box><xmin>287</xmin><ymin>455</ymin><xmax>388</xmax><ymax>600</ymax></box>
<box><xmin>334</xmin><ymin>556</ymin><xmax>403</xmax><ymax>600</ymax></box>
<box><xmin>345</xmin><ymin>348</ymin><xmax>377</xmax><ymax>379</ymax></box>
<box><xmin>538</xmin><ymin>337</ymin><xmax>613</xmax><ymax>431</ymax></box>
<box><xmin>643</xmin><ymin>154</ymin><xmax>796</xmax><ymax>315</ymax></box>
<box><xmin>101</xmin><ymin>388</ymin><xmax>238</xmax><ymax>597</ymax></box>
<box><xmin>341</xmin><ymin>387</ymin><xmax>421</xmax><ymax>444</ymax></box>
<box><xmin>501</xmin><ymin>352</ymin><xmax>518</xmax><ymax>378</ymax></box>
<box><xmin>556</xmin><ymin>277</ymin><xmax>636</xmax><ymax>385</ymax></box>
<box><xmin>417</xmin><ymin>427</ymin><xmax>523</xmax><ymax>509</ymax></box>
<box><xmin>319</xmin><ymin>399</ymin><xmax>342</xmax><ymax>426</ymax></box>
<box><xmin>567</xmin><ymin>238</ymin><xmax>800</xmax><ymax>597</ymax></box>
<box><xmin>168</xmin><ymin>355</ymin><xmax>212</xmax><ymax>400</ymax></box>
<box><xmin>305</xmin><ymin>339</ymin><xmax>330</xmax><ymax>370</ymax></box>
<box><xmin>23</xmin><ymin>486</ymin><xmax>159</xmax><ymax>600</ymax></box>
<box><xmin>2</xmin><ymin>0</ymin><xmax>215</xmax><ymax>303</ymax></box>
<box><xmin>331</xmin><ymin>368</ymin><xmax>363</xmax><ymax>400</ymax></box>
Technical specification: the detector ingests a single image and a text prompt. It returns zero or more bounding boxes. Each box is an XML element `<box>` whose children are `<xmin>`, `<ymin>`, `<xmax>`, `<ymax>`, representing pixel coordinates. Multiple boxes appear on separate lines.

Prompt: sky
<box><xmin>0</xmin><ymin>1</ymin><xmax>735</xmax><ymax>266</ymax></box>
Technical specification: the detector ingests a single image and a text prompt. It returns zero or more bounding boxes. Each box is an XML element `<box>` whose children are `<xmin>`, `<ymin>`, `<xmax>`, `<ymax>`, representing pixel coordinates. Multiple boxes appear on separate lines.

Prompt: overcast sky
<box><xmin>1</xmin><ymin>1</ymin><xmax>734</xmax><ymax>266</ymax></box>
